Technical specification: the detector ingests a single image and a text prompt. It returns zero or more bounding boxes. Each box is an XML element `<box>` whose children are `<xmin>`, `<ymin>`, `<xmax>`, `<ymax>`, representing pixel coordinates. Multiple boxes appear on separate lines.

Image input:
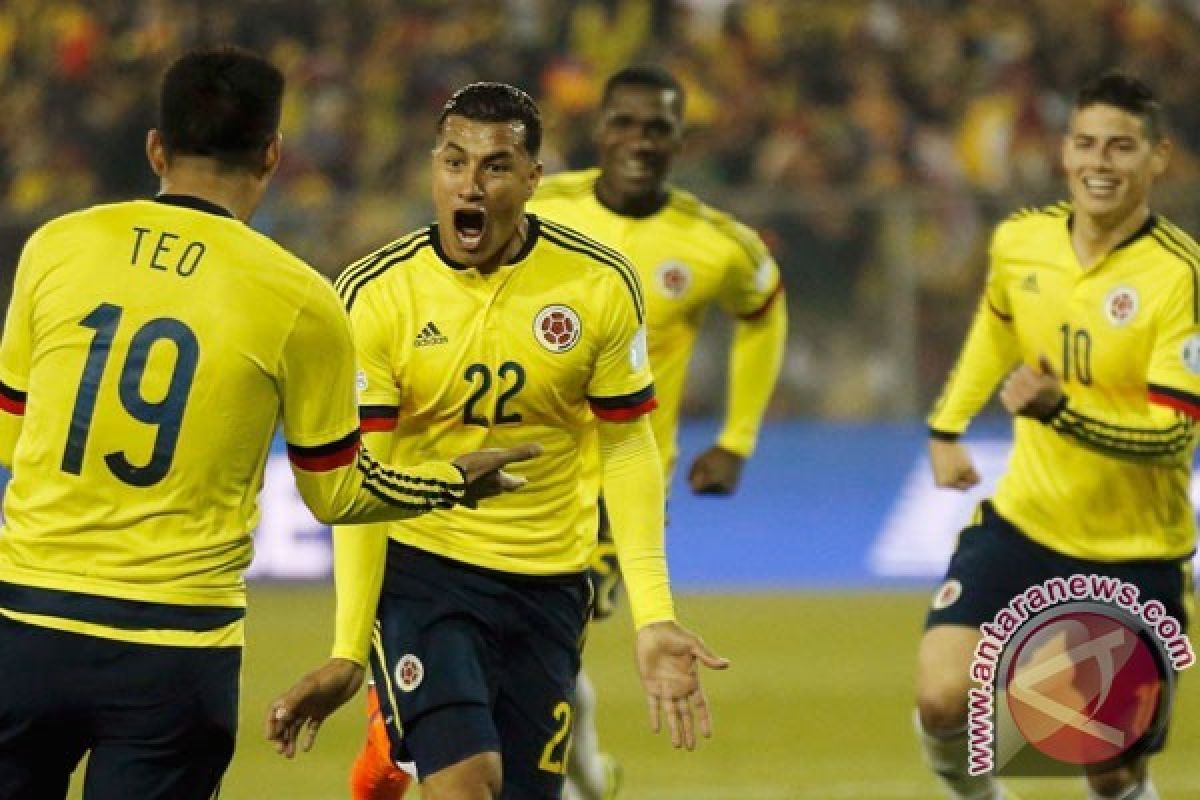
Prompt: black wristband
<box><xmin>1036</xmin><ymin>395</ymin><xmax>1069</xmax><ymax>424</ymax></box>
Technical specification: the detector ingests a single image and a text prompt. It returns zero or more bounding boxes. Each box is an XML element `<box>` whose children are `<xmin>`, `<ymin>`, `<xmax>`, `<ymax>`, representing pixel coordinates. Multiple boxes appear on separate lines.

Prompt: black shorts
<box><xmin>0</xmin><ymin>614</ymin><xmax>240</xmax><ymax>800</ymax></box>
<box><xmin>926</xmin><ymin>501</ymin><xmax>1193</xmax><ymax>631</ymax></box>
<box><xmin>370</xmin><ymin>542</ymin><xmax>591</xmax><ymax>799</ymax></box>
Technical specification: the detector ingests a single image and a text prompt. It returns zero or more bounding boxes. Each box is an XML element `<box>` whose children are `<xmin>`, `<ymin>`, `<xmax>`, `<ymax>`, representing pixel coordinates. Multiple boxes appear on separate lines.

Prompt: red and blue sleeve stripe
<box><xmin>0</xmin><ymin>381</ymin><xmax>26</xmax><ymax>416</ymax></box>
<box><xmin>360</xmin><ymin>405</ymin><xmax>399</xmax><ymax>433</ymax></box>
<box><xmin>1148</xmin><ymin>383</ymin><xmax>1200</xmax><ymax>420</ymax></box>
<box><xmin>286</xmin><ymin>429</ymin><xmax>361</xmax><ymax>471</ymax></box>
<box><xmin>589</xmin><ymin>384</ymin><xmax>658</xmax><ymax>422</ymax></box>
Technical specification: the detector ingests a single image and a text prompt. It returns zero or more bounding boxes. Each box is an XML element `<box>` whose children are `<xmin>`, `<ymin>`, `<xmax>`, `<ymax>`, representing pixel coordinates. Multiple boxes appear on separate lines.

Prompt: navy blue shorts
<box><xmin>370</xmin><ymin>542</ymin><xmax>590</xmax><ymax>799</ymax></box>
<box><xmin>926</xmin><ymin>501</ymin><xmax>1193</xmax><ymax>756</ymax></box>
<box><xmin>0</xmin><ymin>615</ymin><xmax>240</xmax><ymax>800</ymax></box>
<box><xmin>926</xmin><ymin>501</ymin><xmax>1193</xmax><ymax>631</ymax></box>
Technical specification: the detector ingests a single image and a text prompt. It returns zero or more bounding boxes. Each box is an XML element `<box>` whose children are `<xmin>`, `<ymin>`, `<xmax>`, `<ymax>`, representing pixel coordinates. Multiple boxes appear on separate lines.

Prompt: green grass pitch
<box><xmin>67</xmin><ymin>587</ymin><xmax>1200</xmax><ymax>799</ymax></box>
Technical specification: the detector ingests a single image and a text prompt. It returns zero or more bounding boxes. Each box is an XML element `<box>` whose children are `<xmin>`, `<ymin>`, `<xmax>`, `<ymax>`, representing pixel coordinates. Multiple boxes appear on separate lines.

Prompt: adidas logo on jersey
<box><xmin>1020</xmin><ymin>273</ymin><xmax>1039</xmax><ymax>292</ymax></box>
<box><xmin>414</xmin><ymin>321</ymin><xmax>448</xmax><ymax>347</ymax></box>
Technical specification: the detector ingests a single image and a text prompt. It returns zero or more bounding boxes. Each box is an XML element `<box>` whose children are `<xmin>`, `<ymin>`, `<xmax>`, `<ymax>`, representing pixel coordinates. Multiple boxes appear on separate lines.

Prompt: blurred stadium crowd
<box><xmin>4</xmin><ymin>0</ymin><xmax>1200</xmax><ymax>417</ymax></box>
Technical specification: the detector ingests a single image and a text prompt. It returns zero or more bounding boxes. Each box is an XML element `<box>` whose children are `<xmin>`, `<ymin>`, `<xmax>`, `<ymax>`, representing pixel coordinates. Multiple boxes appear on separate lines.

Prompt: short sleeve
<box><xmin>716</xmin><ymin>220</ymin><xmax>782</xmax><ymax>319</ymax></box>
<box><xmin>586</xmin><ymin>266</ymin><xmax>657</xmax><ymax>421</ymax></box>
<box><xmin>1146</xmin><ymin>272</ymin><xmax>1200</xmax><ymax>418</ymax></box>
<box><xmin>339</xmin><ymin>278</ymin><xmax>402</xmax><ymax>433</ymax></box>
<box><xmin>278</xmin><ymin>277</ymin><xmax>362</xmax><ymax>453</ymax></box>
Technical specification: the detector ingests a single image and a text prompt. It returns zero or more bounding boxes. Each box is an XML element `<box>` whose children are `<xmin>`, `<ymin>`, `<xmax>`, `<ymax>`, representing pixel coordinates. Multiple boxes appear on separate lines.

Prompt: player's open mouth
<box><xmin>454</xmin><ymin>209</ymin><xmax>487</xmax><ymax>250</ymax></box>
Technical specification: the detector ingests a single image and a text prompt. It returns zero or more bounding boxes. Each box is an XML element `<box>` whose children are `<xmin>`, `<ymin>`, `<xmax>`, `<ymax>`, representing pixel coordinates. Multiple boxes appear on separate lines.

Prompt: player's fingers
<box><xmin>692</xmin><ymin>640</ymin><xmax>730</xmax><ymax>670</ymax></box>
<box><xmin>301</xmin><ymin>717</ymin><xmax>323</xmax><ymax>753</ymax></box>
<box><xmin>693</xmin><ymin>686</ymin><xmax>714</xmax><ymax>738</ymax></box>
<box><xmin>267</xmin><ymin>702</ymin><xmax>292</xmax><ymax>744</ymax></box>
<box><xmin>688</xmin><ymin>462</ymin><xmax>710</xmax><ymax>491</ymax></box>
<box><xmin>664</xmin><ymin>691</ymin><xmax>683</xmax><ymax>748</ymax></box>
<box><xmin>488</xmin><ymin>443</ymin><xmax>543</xmax><ymax>470</ymax></box>
<box><xmin>493</xmin><ymin>469</ymin><xmax>528</xmax><ymax>491</ymax></box>
<box><xmin>676</xmin><ymin>696</ymin><xmax>696</xmax><ymax>750</ymax></box>
<box><xmin>646</xmin><ymin>691</ymin><xmax>662</xmax><ymax>733</ymax></box>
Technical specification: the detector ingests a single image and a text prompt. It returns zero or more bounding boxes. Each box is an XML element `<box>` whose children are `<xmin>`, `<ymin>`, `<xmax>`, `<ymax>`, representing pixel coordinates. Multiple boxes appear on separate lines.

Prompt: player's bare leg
<box><xmin>915</xmin><ymin>625</ymin><xmax>1008</xmax><ymax>800</ymax></box>
<box><xmin>419</xmin><ymin>752</ymin><xmax>502</xmax><ymax>800</ymax></box>
<box><xmin>565</xmin><ymin>669</ymin><xmax>621</xmax><ymax>800</ymax></box>
<box><xmin>349</xmin><ymin>685</ymin><xmax>412</xmax><ymax>800</ymax></box>
<box><xmin>1085</xmin><ymin>759</ymin><xmax>1158</xmax><ymax>799</ymax></box>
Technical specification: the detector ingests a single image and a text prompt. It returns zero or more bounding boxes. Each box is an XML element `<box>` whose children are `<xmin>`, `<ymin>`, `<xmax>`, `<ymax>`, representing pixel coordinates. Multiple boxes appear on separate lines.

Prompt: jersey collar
<box><xmin>1066</xmin><ymin>211</ymin><xmax>1158</xmax><ymax>252</ymax></box>
<box><xmin>153</xmin><ymin>193</ymin><xmax>236</xmax><ymax>219</ymax></box>
<box><xmin>430</xmin><ymin>213</ymin><xmax>540</xmax><ymax>271</ymax></box>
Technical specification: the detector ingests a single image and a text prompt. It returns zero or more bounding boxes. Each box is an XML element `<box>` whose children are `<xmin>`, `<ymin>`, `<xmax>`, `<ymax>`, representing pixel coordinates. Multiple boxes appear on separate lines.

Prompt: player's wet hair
<box><xmin>438</xmin><ymin>82</ymin><xmax>542</xmax><ymax>157</ymax></box>
<box><xmin>159</xmin><ymin>46</ymin><xmax>284</xmax><ymax>172</ymax></box>
<box><xmin>602</xmin><ymin>65</ymin><xmax>686</xmax><ymax>116</ymax></box>
<box><xmin>1075</xmin><ymin>71</ymin><xmax>1166</xmax><ymax>142</ymax></box>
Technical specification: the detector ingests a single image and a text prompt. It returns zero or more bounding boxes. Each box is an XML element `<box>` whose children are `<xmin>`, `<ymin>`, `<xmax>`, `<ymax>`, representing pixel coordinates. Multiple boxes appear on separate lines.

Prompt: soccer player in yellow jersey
<box><xmin>529</xmin><ymin>65</ymin><xmax>787</xmax><ymax>800</ymax></box>
<box><xmin>0</xmin><ymin>48</ymin><xmax>534</xmax><ymax>800</ymax></box>
<box><xmin>917</xmin><ymin>73</ymin><xmax>1196</xmax><ymax>800</ymax></box>
<box><xmin>274</xmin><ymin>82</ymin><xmax>728</xmax><ymax>800</ymax></box>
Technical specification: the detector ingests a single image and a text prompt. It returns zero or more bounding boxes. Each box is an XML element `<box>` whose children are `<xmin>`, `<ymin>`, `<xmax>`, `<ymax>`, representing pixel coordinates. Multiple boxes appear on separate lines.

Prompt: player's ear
<box><xmin>145</xmin><ymin>129</ymin><xmax>168</xmax><ymax>177</ymax></box>
<box><xmin>261</xmin><ymin>133</ymin><xmax>283</xmax><ymax>180</ymax></box>
<box><xmin>1149</xmin><ymin>136</ymin><xmax>1172</xmax><ymax>178</ymax></box>
<box><xmin>526</xmin><ymin>159</ymin><xmax>543</xmax><ymax>199</ymax></box>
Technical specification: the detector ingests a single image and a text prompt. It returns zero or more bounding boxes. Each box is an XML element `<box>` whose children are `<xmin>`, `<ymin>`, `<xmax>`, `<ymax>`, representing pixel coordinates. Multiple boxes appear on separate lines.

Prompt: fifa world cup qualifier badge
<box><xmin>966</xmin><ymin>575</ymin><xmax>1194</xmax><ymax>778</ymax></box>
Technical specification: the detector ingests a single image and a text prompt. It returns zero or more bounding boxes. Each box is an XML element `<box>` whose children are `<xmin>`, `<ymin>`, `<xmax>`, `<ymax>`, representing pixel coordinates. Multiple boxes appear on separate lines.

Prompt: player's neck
<box><xmin>475</xmin><ymin>215</ymin><xmax>529</xmax><ymax>276</ymax></box>
<box><xmin>156</xmin><ymin>161</ymin><xmax>264</xmax><ymax>222</ymax></box>
<box><xmin>593</xmin><ymin>178</ymin><xmax>668</xmax><ymax>218</ymax></box>
<box><xmin>1070</xmin><ymin>205</ymin><xmax>1150</xmax><ymax>268</ymax></box>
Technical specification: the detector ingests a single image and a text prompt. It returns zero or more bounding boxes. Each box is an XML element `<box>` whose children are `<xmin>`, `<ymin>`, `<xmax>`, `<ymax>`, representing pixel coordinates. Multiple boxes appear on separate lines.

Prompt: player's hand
<box><xmin>453</xmin><ymin>443</ymin><xmax>543</xmax><ymax>507</ymax></box>
<box><xmin>687</xmin><ymin>445</ymin><xmax>745</xmax><ymax>495</ymax></box>
<box><xmin>266</xmin><ymin>658</ymin><xmax>364</xmax><ymax>758</ymax></box>
<box><xmin>928</xmin><ymin>438</ymin><xmax>980</xmax><ymax>490</ymax></box>
<box><xmin>635</xmin><ymin>621</ymin><xmax>730</xmax><ymax>750</ymax></box>
<box><xmin>1000</xmin><ymin>355</ymin><xmax>1065</xmax><ymax>421</ymax></box>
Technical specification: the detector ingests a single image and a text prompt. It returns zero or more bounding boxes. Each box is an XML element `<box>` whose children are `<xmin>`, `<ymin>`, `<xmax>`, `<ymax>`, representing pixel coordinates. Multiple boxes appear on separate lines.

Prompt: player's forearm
<box><xmin>718</xmin><ymin>296</ymin><xmax>787</xmax><ymax>457</ymax></box>
<box><xmin>1043</xmin><ymin>397</ymin><xmax>1196</xmax><ymax>465</ymax></box>
<box><xmin>597</xmin><ymin>416</ymin><xmax>675</xmax><ymax>629</ymax></box>
<box><xmin>331</xmin><ymin>521</ymin><xmax>389</xmax><ymax>665</ymax></box>
<box><xmin>928</xmin><ymin>298</ymin><xmax>1021</xmax><ymax>436</ymax></box>
<box><xmin>291</xmin><ymin>442</ymin><xmax>464</xmax><ymax>525</ymax></box>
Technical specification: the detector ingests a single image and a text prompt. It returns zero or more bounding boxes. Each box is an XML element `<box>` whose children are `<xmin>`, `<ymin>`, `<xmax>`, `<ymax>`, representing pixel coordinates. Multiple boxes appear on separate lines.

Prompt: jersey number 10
<box><xmin>61</xmin><ymin>302</ymin><xmax>199</xmax><ymax>487</ymax></box>
<box><xmin>1059</xmin><ymin>323</ymin><xmax>1093</xmax><ymax>386</ymax></box>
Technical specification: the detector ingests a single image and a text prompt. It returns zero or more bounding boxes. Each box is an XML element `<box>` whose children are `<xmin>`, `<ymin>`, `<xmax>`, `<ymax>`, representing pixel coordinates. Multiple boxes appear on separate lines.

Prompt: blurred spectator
<box><xmin>5</xmin><ymin>0</ymin><xmax>1200</xmax><ymax>419</ymax></box>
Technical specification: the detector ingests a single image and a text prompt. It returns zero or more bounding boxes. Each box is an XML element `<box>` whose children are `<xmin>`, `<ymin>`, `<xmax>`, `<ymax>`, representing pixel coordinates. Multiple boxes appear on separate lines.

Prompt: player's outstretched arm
<box><xmin>291</xmin><ymin>442</ymin><xmax>541</xmax><ymax>525</ymax></box>
<box><xmin>636</xmin><ymin>620</ymin><xmax>730</xmax><ymax>750</ymax></box>
<box><xmin>596</xmin><ymin>416</ymin><xmax>730</xmax><ymax>746</ymax></box>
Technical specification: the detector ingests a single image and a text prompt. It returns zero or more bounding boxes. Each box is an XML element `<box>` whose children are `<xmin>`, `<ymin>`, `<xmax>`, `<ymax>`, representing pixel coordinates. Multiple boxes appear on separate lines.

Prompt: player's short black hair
<box><xmin>1075</xmin><ymin>71</ymin><xmax>1166</xmax><ymax>142</ymax></box>
<box><xmin>159</xmin><ymin>46</ymin><xmax>284</xmax><ymax>171</ymax></box>
<box><xmin>601</xmin><ymin>65</ymin><xmax>686</xmax><ymax>115</ymax></box>
<box><xmin>437</xmin><ymin>82</ymin><xmax>542</xmax><ymax>157</ymax></box>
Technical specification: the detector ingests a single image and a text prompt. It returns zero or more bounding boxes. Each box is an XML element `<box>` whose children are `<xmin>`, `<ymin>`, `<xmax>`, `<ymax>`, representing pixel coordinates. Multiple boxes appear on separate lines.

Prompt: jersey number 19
<box><xmin>61</xmin><ymin>302</ymin><xmax>199</xmax><ymax>487</ymax></box>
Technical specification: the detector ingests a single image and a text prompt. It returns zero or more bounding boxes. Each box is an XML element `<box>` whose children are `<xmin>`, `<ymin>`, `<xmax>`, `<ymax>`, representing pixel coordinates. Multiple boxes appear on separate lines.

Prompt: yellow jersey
<box><xmin>335</xmin><ymin>214</ymin><xmax>655</xmax><ymax>574</ymax></box>
<box><xmin>529</xmin><ymin>168</ymin><xmax>782</xmax><ymax>475</ymax></box>
<box><xmin>930</xmin><ymin>204</ymin><xmax>1200</xmax><ymax>561</ymax></box>
<box><xmin>0</xmin><ymin>195</ymin><xmax>462</xmax><ymax>649</ymax></box>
